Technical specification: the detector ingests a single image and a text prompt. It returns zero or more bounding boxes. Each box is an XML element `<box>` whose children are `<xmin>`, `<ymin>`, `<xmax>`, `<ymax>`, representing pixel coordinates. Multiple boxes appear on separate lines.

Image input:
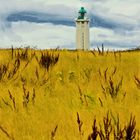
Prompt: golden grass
<box><xmin>0</xmin><ymin>48</ymin><xmax>139</xmax><ymax>140</ymax></box>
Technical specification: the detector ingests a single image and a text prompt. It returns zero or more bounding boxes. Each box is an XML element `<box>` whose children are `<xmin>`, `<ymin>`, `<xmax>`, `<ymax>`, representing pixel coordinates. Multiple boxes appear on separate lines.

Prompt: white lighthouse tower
<box><xmin>76</xmin><ymin>7</ymin><xmax>90</xmax><ymax>50</ymax></box>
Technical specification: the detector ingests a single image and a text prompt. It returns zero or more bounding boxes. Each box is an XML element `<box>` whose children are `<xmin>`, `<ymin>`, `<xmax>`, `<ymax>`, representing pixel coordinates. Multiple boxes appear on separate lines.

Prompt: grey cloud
<box><xmin>6</xmin><ymin>9</ymin><xmax>139</xmax><ymax>32</ymax></box>
<box><xmin>0</xmin><ymin>0</ymin><xmax>140</xmax><ymax>49</ymax></box>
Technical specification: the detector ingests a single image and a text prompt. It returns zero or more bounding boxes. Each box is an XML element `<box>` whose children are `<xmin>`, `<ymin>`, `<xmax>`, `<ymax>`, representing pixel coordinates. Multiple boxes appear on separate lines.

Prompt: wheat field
<box><xmin>0</xmin><ymin>47</ymin><xmax>139</xmax><ymax>140</ymax></box>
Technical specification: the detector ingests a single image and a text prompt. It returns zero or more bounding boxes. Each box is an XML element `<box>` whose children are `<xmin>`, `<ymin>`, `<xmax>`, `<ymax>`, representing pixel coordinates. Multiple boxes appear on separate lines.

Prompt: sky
<box><xmin>0</xmin><ymin>0</ymin><xmax>140</xmax><ymax>50</ymax></box>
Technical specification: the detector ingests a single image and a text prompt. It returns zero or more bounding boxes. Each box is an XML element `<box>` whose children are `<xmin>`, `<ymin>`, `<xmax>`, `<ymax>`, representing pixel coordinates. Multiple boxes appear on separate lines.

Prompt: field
<box><xmin>0</xmin><ymin>47</ymin><xmax>139</xmax><ymax>140</ymax></box>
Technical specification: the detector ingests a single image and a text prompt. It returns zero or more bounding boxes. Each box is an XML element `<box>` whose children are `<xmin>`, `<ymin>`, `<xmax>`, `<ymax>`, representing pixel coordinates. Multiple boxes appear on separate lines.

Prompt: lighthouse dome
<box><xmin>78</xmin><ymin>7</ymin><xmax>87</xmax><ymax>19</ymax></box>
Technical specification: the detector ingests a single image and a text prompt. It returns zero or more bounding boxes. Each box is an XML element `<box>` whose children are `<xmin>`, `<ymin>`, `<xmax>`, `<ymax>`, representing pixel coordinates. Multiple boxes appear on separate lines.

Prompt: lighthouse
<box><xmin>76</xmin><ymin>7</ymin><xmax>90</xmax><ymax>50</ymax></box>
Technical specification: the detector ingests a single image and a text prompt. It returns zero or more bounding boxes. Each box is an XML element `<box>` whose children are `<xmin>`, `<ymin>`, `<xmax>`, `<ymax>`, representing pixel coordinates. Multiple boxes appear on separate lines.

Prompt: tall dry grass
<box><xmin>0</xmin><ymin>47</ymin><xmax>139</xmax><ymax>139</ymax></box>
